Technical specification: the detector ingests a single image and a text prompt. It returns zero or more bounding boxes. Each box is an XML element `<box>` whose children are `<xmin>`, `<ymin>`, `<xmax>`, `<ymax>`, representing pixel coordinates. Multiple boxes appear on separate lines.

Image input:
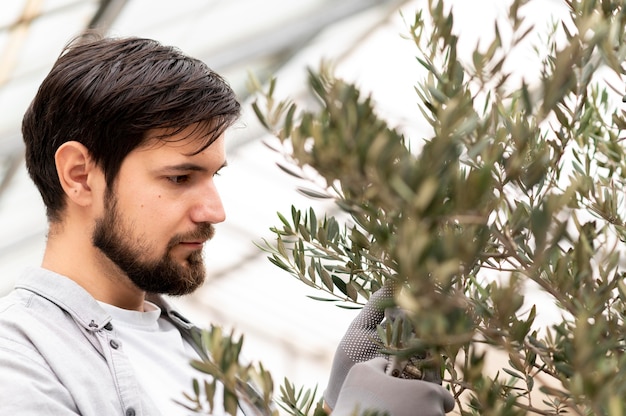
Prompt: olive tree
<box><xmin>185</xmin><ymin>0</ymin><xmax>626</xmax><ymax>415</ymax></box>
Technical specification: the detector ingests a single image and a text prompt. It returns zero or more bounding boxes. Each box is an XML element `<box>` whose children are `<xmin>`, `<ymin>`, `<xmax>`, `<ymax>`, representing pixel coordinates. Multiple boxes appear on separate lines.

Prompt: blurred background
<box><xmin>0</xmin><ymin>0</ymin><xmax>568</xmax><ymax>396</ymax></box>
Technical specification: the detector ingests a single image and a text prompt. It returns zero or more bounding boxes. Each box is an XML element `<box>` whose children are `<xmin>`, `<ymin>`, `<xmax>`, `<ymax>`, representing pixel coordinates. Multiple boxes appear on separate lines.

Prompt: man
<box><xmin>0</xmin><ymin>33</ymin><xmax>454</xmax><ymax>415</ymax></box>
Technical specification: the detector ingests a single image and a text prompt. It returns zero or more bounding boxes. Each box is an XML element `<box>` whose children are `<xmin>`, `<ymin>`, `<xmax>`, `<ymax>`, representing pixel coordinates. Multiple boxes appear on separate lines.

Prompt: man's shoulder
<box><xmin>0</xmin><ymin>288</ymin><xmax>58</xmax><ymax>367</ymax></box>
<box><xmin>0</xmin><ymin>268</ymin><xmax>90</xmax><ymax>339</ymax></box>
<box><xmin>0</xmin><ymin>286</ymin><xmax>37</xmax><ymax>318</ymax></box>
<box><xmin>0</xmin><ymin>279</ymin><xmax>97</xmax><ymax>368</ymax></box>
<box><xmin>0</xmin><ymin>268</ymin><xmax>63</xmax><ymax>318</ymax></box>
<box><xmin>0</xmin><ymin>286</ymin><xmax>61</xmax><ymax>333</ymax></box>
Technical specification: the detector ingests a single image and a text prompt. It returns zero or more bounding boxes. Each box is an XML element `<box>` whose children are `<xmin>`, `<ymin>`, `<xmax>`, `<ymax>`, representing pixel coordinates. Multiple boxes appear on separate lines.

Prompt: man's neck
<box><xmin>42</xmin><ymin>222</ymin><xmax>146</xmax><ymax>311</ymax></box>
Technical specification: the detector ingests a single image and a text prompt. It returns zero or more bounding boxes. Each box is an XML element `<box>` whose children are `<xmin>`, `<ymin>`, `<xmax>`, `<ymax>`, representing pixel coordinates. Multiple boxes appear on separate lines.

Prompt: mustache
<box><xmin>167</xmin><ymin>223</ymin><xmax>215</xmax><ymax>249</ymax></box>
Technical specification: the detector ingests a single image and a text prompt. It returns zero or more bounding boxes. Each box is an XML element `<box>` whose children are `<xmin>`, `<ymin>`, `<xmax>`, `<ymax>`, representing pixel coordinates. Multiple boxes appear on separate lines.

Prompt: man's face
<box><xmin>92</xmin><ymin>127</ymin><xmax>227</xmax><ymax>296</ymax></box>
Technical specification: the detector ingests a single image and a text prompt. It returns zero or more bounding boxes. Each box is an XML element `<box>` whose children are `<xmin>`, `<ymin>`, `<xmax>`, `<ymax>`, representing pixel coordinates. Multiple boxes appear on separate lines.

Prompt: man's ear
<box><xmin>55</xmin><ymin>141</ymin><xmax>99</xmax><ymax>207</ymax></box>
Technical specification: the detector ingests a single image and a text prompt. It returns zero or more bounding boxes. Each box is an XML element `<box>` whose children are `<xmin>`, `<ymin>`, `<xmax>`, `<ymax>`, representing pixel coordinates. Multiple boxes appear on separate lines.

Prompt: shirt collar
<box><xmin>15</xmin><ymin>267</ymin><xmax>199</xmax><ymax>338</ymax></box>
<box><xmin>15</xmin><ymin>266</ymin><xmax>112</xmax><ymax>332</ymax></box>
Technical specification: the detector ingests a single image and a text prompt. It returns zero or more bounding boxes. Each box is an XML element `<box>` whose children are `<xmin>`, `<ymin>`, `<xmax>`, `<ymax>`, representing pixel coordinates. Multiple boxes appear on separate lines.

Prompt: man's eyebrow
<box><xmin>158</xmin><ymin>161</ymin><xmax>228</xmax><ymax>173</ymax></box>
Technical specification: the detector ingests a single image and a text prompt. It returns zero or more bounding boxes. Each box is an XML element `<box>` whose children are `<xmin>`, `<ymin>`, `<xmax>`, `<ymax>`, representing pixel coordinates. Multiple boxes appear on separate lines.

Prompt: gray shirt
<box><xmin>0</xmin><ymin>267</ymin><xmax>205</xmax><ymax>415</ymax></box>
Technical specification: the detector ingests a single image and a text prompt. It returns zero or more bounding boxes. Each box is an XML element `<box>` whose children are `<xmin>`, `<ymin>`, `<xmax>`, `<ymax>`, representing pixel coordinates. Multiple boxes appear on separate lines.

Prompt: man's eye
<box><xmin>167</xmin><ymin>175</ymin><xmax>190</xmax><ymax>184</ymax></box>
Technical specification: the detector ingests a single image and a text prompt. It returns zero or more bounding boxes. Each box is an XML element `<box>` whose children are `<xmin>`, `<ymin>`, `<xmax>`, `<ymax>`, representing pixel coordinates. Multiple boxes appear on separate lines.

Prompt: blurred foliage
<box><xmin>189</xmin><ymin>0</ymin><xmax>626</xmax><ymax>415</ymax></box>
<box><xmin>179</xmin><ymin>325</ymin><xmax>328</xmax><ymax>416</ymax></box>
<box><xmin>175</xmin><ymin>325</ymin><xmax>267</xmax><ymax>415</ymax></box>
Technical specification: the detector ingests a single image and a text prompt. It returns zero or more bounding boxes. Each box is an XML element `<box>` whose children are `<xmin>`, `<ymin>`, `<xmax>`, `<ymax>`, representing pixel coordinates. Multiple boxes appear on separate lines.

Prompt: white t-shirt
<box><xmin>99</xmin><ymin>301</ymin><xmax>209</xmax><ymax>416</ymax></box>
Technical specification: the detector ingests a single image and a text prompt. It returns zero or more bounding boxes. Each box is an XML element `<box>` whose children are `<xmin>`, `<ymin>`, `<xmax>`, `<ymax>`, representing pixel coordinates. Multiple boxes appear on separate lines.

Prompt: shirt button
<box><xmin>125</xmin><ymin>408</ymin><xmax>136</xmax><ymax>416</ymax></box>
<box><xmin>110</xmin><ymin>340</ymin><xmax>120</xmax><ymax>349</ymax></box>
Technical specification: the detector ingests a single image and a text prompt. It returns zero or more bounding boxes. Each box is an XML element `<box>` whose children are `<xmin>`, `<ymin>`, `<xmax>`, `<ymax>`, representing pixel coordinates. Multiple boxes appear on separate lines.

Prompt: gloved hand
<box><xmin>324</xmin><ymin>281</ymin><xmax>396</xmax><ymax>410</ymax></box>
<box><xmin>332</xmin><ymin>358</ymin><xmax>455</xmax><ymax>416</ymax></box>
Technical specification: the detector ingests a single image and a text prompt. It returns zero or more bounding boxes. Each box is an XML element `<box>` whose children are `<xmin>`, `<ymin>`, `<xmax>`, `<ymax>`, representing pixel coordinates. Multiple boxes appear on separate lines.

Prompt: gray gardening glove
<box><xmin>332</xmin><ymin>358</ymin><xmax>455</xmax><ymax>416</ymax></box>
<box><xmin>324</xmin><ymin>281</ymin><xmax>396</xmax><ymax>410</ymax></box>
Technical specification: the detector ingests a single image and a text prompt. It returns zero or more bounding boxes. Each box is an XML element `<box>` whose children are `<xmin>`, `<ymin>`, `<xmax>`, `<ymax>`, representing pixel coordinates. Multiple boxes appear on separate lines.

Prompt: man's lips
<box><xmin>178</xmin><ymin>241</ymin><xmax>205</xmax><ymax>249</ymax></box>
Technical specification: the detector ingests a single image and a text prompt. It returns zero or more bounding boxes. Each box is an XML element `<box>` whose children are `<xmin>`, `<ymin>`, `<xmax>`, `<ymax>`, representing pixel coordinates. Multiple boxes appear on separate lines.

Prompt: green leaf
<box><xmin>297</xmin><ymin>187</ymin><xmax>331</xmax><ymax>199</ymax></box>
<box><xmin>252</xmin><ymin>101</ymin><xmax>270</xmax><ymax>129</ymax></box>
<box><xmin>320</xmin><ymin>268</ymin><xmax>334</xmax><ymax>292</ymax></box>
<box><xmin>306</xmin><ymin>295</ymin><xmax>337</xmax><ymax>302</ymax></box>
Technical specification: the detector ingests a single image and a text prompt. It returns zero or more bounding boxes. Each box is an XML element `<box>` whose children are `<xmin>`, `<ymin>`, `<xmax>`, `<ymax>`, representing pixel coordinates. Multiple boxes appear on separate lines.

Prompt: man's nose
<box><xmin>190</xmin><ymin>181</ymin><xmax>226</xmax><ymax>224</ymax></box>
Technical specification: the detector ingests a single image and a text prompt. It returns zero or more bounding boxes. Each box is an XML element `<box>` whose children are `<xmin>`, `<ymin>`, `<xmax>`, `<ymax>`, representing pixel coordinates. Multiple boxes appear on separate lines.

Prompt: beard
<box><xmin>92</xmin><ymin>192</ymin><xmax>214</xmax><ymax>296</ymax></box>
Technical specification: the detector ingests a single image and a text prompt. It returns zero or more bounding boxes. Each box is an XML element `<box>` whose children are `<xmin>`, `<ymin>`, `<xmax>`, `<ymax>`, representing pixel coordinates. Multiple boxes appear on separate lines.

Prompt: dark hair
<box><xmin>22</xmin><ymin>33</ymin><xmax>241</xmax><ymax>222</ymax></box>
